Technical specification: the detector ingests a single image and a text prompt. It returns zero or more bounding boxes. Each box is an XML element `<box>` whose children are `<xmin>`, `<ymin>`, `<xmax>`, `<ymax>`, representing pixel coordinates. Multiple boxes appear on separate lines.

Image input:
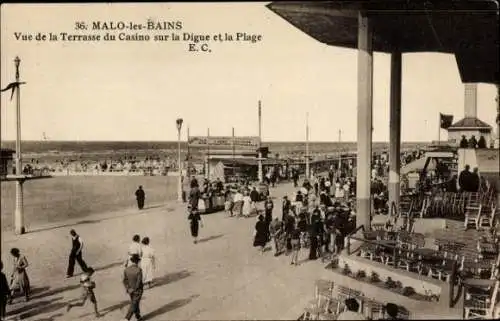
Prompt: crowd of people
<box><xmin>18</xmin><ymin>155</ymin><xmax>180</xmax><ymax>176</ymax></box>
<box><xmin>1</xmin><ymin>228</ymin><xmax>158</xmax><ymax>321</ymax></box>
<box><xmin>0</xmin><ymin>146</ymin><xmax>432</xmax><ymax>321</ymax></box>
<box><xmin>458</xmin><ymin>134</ymin><xmax>490</xmax><ymax>149</ymax></box>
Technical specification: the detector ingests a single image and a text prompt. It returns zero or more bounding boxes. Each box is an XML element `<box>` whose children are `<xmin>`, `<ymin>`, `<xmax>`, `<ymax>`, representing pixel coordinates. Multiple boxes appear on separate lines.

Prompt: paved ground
<box><xmin>1</xmin><ymin>182</ymin><xmax>326</xmax><ymax>321</ymax></box>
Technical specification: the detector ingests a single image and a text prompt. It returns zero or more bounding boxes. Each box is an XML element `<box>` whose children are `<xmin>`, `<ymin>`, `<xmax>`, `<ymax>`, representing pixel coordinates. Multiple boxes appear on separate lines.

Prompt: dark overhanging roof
<box><xmin>266</xmin><ymin>1</ymin><xmax>499</xmax><ymax>84</ymax></box>
<box><xmin>447</xmin><ymin>117</ymin><xmax>492</xmax><ymax>130</ymax></box>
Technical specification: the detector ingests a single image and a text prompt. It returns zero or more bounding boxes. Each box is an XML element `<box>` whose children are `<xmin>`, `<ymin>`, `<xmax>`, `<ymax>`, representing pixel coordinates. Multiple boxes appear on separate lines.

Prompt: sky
<box><xmin>0</xmin><ymin>2</ymin><xmax>498</xmax><ymax>142</ymax></box>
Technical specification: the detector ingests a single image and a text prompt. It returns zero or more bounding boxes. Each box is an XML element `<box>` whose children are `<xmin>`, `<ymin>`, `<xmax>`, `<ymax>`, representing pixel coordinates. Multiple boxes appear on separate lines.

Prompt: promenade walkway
<box><xmin>1</xmin><ymin>182</ymin><xmax>325</xmax><ymax>321</ymax></box>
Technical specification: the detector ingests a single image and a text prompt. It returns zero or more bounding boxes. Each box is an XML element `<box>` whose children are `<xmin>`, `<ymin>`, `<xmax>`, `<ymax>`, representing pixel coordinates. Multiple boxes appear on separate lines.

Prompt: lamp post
<box><xmin>176</xmin><ymin>118</ymin><xmax>183</xmax><ymax>202</ymax></box>
<box><xmin>14</xmin><ymin>56</ymin><xmax>25</xmax><ymax>234</ymax></box>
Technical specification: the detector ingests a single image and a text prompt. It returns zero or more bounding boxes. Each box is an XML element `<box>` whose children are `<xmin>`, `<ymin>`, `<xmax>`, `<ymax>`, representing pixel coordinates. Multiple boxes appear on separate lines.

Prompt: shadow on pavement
<box><xmin>79</xmin><ymin>299</ymin><xmax>130</xmax><ymax>318</ymax></box>
<box><xmin>29</xmin><ymin>286</ymin><xmax>51</xmax><ymax>296</ymax></box>
<box><xmin>19</xmin><ymin>300</ymin><xmax>68</xmax><ymax>319</ymax></box>
<box><xmin>145</xmin><ymin>204</ymin><xmax>165</xmax><ymax>210</ymax></box>
<box><xmin>142</xmin><ymin>294</ymin><xmax>200</xmax><ymax>320</ymax></box>
<box><xmin>35</xmin><ymin>312</ymin><xmax>63</xmax><ymax>321</ymax></box>
<box><xmin>6</xmin><ymin>297</ymin><xmax>63</xmax><ymax>316</ymax></box>
<box><xmin>25</xmin><ymin>206</ymin><xmax>167</xmax><ymax>234</ymax></box>
<box><xmin>94</xmin><ymin>261</ymin><xmax>124</xmax><ymax>273</ymax></box>
<box><xmin>30</xmin><ymin>284</ymin><xmax>80</xmax><ymax>300</ymax></box>
<box><xmin>152</xmin><ymin>270</ymin><xmax>192</xmax><ymax>288</ymax></box>
<box><xmin>197</xmin><ymin>234</ymin><xmax>224</xmax><ymax>244</ymax></box>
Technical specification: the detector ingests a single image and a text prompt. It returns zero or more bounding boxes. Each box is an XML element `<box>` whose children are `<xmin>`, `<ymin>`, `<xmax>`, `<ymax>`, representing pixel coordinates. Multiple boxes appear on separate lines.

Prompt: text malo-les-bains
<box><xmin>92</xmin><ymin>20</ymin><xmax>183</xmax><ymax>31</ymax></box>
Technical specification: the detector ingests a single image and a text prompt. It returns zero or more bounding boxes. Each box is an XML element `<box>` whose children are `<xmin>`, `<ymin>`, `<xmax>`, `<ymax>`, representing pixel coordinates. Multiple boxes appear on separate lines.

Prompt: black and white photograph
<box><xmin>1</xmin><ymin>1</ymin><xmax>499</xmax><ymax>320</ymax></box>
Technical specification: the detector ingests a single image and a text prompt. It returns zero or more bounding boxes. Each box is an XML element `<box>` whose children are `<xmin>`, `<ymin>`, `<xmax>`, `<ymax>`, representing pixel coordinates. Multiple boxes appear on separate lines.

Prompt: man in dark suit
<box><xmin>135</xmin><ymin>186</ymin><xmax>146</xmax><ymax>210</ymax></box>
<box><xmin>123</xmin><ymin>254</ymin><xmax>144</xmax><ymax>321</ymax></box>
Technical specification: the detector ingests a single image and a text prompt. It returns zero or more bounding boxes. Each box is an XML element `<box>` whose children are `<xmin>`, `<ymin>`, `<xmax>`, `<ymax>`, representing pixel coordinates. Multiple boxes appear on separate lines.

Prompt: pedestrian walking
<box><xmin>66</xmin><ymin>267</ymin><xmax>100</xmax><ymax>318</ymax></box>
<box><xmin>269</xmin><ymin>218</ymin><xmax>283</xmax><ymax>256</ymax></box>
<box><xmin>224</xmin><ymin>186</ymin><xmax>234</xmax><ymax>217</ymax></box>
<box><xmin>188</xmin><ymin>209</ymin><xmax>203</xmax><ymax>244</ymax></box>
<box><xmin>0</xmin><ymin>261</ymin><xmax>11</xmax><ymax>320</ymax></box>
<box><xmin>140</xmin><ymin>237</ymin><xmax>156</xmax><ymax>289</ymax></box>
<box><xmin>242</xmin><ymin>191</ymin><xmax>252</xmax><ymax>218</ymax></box>
<box><xmin>122</xmin><ymin>254</ymin><xmax>144</xmax><ymax>321</ymax></box>
<box><xmin>290</xmin><ymin>225</ymin><xmax>301</xmax><ymax>265</ymax></box>
<box><xmin>233</xmin><ymin>190</ymin><xmax>244</xmax><ymax>217</ymax></box>
<box><xmin>264</xmin><ymin>197</ymin><xmax>274</xmax><ymax>225</ymax></box>
<box><xmin>253</xmin><ymin>215</ymin><xmax>269</xmax><ymax>253</ymax></box>
<box><xmin>189</xmin><ymin>184</ymin><xmax>201</xmax><ymax>212</ymax></box>
<box><xmin>8</xmin><ymin>248</ymin><xmax>30</xmax><ymax>303</ymax></box>
<box><xmin>67</xmin><ymin>229</ymin><xmax>89</xmax><ymax>278</ymax></box>
<box><xmin>125</xmin><ymin>235</ymin><xmax>142</xmax><ymax>268</ymax></box>
<box><xmin>135</xmin><ymin>186</ymin><xmax>145</xmax><ymax>210</ymax></box>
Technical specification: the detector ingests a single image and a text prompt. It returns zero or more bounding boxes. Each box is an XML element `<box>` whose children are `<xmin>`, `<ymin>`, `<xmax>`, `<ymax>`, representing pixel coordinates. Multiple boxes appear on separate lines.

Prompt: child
<box><xmin>66</xmin><ymin>267</ymin><xmax>100</xmax><ymax>318</ymax></box>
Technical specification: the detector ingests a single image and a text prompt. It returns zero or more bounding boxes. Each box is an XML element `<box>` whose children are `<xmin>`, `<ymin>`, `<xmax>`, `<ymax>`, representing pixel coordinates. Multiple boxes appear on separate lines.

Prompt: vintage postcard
<box><xmin>1</xmin><ymin>2</ymin><xmax>499</xmax><ymax>321</ymax></box>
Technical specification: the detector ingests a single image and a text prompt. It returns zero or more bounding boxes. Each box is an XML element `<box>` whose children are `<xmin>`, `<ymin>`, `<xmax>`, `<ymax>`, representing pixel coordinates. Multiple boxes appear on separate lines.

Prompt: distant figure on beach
<box><xmin>67</xmin><ymin>230</ymin><xmax>89</xmax><ymax>278</ymax></box>
<box><xmin>135</xmin><ymin>186</ymin><xmax>145</xmax><ymax>210</ymax></box>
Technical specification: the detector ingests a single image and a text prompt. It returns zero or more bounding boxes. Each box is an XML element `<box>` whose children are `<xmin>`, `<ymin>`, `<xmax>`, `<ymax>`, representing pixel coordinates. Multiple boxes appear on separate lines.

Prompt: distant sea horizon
<box><xmin>0</xmin><ymin>140</ymin><xmax>432</xmax><ymax>154</ymax></box>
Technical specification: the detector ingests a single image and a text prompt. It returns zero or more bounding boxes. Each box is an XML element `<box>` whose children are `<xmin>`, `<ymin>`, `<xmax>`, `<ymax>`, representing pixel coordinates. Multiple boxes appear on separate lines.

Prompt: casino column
<box><xmin>356</xmin><ymin>12</ymin><xmax>374</xmax><ymax>231</ymax></box>
<box><xmin>388</xmin><ymin>51</ymin><xmax>402</xmax><ymax>217</ymax></box>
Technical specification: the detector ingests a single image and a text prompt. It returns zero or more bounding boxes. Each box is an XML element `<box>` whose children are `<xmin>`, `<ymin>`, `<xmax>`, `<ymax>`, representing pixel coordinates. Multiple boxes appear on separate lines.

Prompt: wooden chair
<box><xmin>306</xmin><ymin>280</ymin><xmax>336</xmax><ymax>320</ymax></box>
<box><xmin>363</xmin><ymin>299</ymin><xmax>384</xmax><ymax>320</ymax></box>
<box><xmin>336</xmin><ymin>285</ymin><xmax>364</xmax><ymax>313</ymax></box>
<box><xmin>419</xmin><ymin>195</ymin><xmax>431</xmax><ymax>218</ymax></box>
<box><xmin>464</xmin><ymin>279</ymin><xmax>500</xmax><ymax>319</ymax></box>
<box><xmin>372</xmin><ymin>223</ymin><xmax>386</xmax><ymax>232</ymax></box>
<box><xmin>464</xmin><ymin>203</ymin><xmax>482</xmax><ymax>230</ymax></box>
<box><xmin>479</xmin><ymin>205</ymin><xmax>497</xmax><ymax>229</ymax></box>
<box><xmin>359</xmin><ymin>244</ymin><xmax>384</xmax><ymax>263</ymax></box>
<box><xmin>453</xmin><ymin>193</ymin><xmax>467</xmax><ymax>216</ymax></box>
<box><xmin>315</xmin><ymin>279</ymin><xmax>335</xmax><ymax>299</ymax></box>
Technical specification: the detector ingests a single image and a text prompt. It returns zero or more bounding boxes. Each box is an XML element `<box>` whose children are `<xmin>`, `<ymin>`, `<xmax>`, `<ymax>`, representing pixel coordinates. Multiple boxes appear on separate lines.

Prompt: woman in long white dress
<box><xmin>334</xmin><ymin>181</ymin><xmax>344</xmax><ymax>199</ymax></box>
<box><xmin>140</xmin><ymin>237</ymin><xmax>156</xmax><ymax>288</ymax></box>
<box><xmin>242</xmin><ymin>191</ymin><xmax>252</xmax><ymax>218</ymax></box>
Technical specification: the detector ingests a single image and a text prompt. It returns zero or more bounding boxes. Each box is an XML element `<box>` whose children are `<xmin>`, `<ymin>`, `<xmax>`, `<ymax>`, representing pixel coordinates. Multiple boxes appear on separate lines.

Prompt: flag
<box><xmin>440</xmin><ymin>113</ymin><xmax>454</xmax><ymax>129</ymax></box>
<box><xmin>1</xmin><ymin>81</ymin><xmax>26</xmax><ymax>101</ymax></box>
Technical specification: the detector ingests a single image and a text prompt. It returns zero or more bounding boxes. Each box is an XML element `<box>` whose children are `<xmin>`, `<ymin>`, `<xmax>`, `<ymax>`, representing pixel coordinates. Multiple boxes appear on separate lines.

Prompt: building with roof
<box><xmin>266</xmin><ymin>0</ymin><xmax>499</xmax><ymax>236</ymax></box>
<box><xmin>447</xmin><ymin>84</ymin><xmax>493</xmax><ymax>147</ymax></box>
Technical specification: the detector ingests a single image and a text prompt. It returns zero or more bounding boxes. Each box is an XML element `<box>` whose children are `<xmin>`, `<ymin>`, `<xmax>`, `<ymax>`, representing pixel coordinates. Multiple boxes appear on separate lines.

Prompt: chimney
<box><xmin>464</xmin><ymin>83</ymin><xmax>478</xmax><ymax>118</ymax></box>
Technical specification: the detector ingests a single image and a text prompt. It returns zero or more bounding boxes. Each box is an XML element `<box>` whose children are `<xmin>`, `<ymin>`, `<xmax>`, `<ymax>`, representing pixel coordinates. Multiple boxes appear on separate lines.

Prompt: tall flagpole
<box><xmin>438</xmin><ymin>113</ymin><xmax>441</xmax><ymax>144</ymax></box>
<box><xmin>338</xmin><ymin>129</ymin><xmax>342</xmax><ymax>171</ymax></box>
<box><xmin>187</xmin><ymin>125</ymin><xmax>190</xmax><ymax>177</ymax></box>
<box><xmin>176</xmin><ymin>118</ymin><xmax>183</xmax><ymax>202</ymax></box>
<box><xmin>232</xmin><ymin>127</ymin><xmax>235</xmax><ymax>179</ymax></box>
<box><xmin>258</xmin><ymin>100</ymin><xmax>263</xmax><ymax>183</ymax></box>
<box><xmin>14</xmin><ymin>56</ymin><xmax>25</xmax><ymax>235</ymax></box>
<box><xmin>305</xmin><ymin>112</ymin><xmax>310</xmax><ymax>179</ymax></box>
<box><xmin>207</xmin><ymin>128</ymin><xmax>210</xmax><ymax>180</ymax></box>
